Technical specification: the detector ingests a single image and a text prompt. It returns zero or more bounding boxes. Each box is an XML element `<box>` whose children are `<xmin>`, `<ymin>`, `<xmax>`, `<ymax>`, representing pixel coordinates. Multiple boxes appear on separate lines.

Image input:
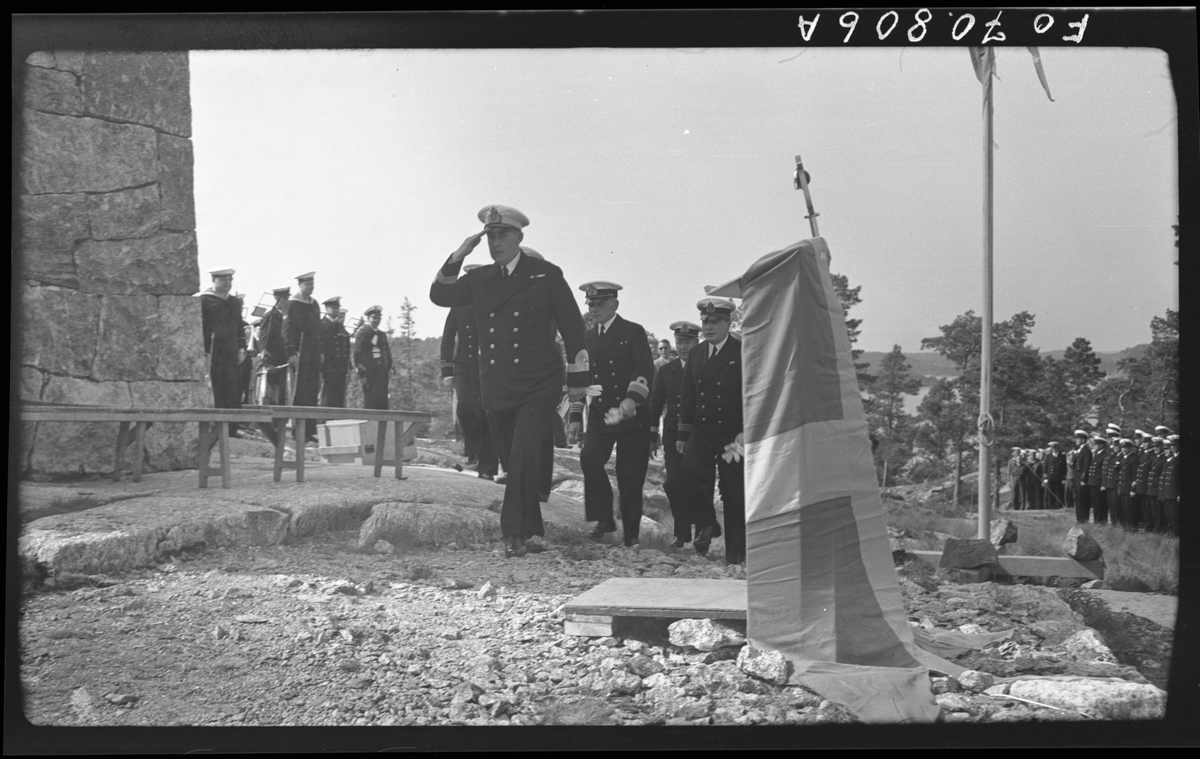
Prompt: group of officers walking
<box><xmin>198</xmin><ymin>269</ymin><xmax>396</xmax><ymax>445</ymax></box>
<box><xmin>1008</xmin><ymin>424</ymin><xmax>1182</xmax><ymax>536</ymax></box>
<box><xmin>434</xmin><ymin>205</ymin><xmax>747</xmax><ymax>563</ymax></box>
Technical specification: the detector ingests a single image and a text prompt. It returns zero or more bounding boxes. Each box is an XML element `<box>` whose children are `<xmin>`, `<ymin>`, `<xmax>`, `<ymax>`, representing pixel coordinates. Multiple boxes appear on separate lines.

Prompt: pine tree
<box><xmin>867</xmin><ymin>345</ymin><xmax>921</xmax><ymax>485</ymax></box>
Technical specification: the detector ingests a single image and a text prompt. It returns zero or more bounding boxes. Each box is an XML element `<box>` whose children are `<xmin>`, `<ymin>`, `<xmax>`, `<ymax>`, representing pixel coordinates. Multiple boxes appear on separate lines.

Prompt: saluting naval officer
<box><xmin>430</xmin><ymin>205</ymin><xmax>590</xmax><ymax>558</ymax></box>
<box><xmin>319</xmin><ymin>296</ymin><xmax>352</xmax><ymax>409</ymax></box>
<box><xmin>566</xmin><ymin>281</ymin><xmax>655</xmax><ymax>547</ymax></box>
<box><xmin>199</xmin><ymin>268</ymin><xmax>248</xmax><ymax>436</ymax></box>
<box><xmin>283</xmin><ymin>271</ymin><xmax>323</xmax><ymax>442</ymax></box>
<box><xmin>354</xmin><ymin>306</ymin><xmax>393</xmax><ymax>410</ymax></box>
<box><xmin>440</xmin><ymin>265</ymin><xmax>498</xmax><ymax>479</ymax></box>
<box><xmin>649</xmin><ymin>320</ymin><xmax>702</xmax><ymax>548</ymax></box>
<box><xmin>676</xmin><ymin>297</ymin><xmax>746</xmax><ymax>565</ymax></box>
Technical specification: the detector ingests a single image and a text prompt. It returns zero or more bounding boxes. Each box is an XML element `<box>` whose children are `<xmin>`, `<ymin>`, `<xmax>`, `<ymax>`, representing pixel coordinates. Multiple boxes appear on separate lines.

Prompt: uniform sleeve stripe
<box><xmin>678</xmin><ymin>422</ymin><xmax>695</xmax><ymax>433</ymax></box>
<box><xmin>626</xmin><ymin>380</ymin><xmax>649</xmax><ymax>399</ymax></box>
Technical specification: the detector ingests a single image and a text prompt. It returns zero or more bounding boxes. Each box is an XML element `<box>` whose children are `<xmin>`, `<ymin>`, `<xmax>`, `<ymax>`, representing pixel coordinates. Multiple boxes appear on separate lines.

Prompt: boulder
<box><xmin>355</xmin><ymin>501</ymin><xmax>502</xmax><ymax>551</ymax></box>
<box><xmin>1059</xmin><ymin>629</ymin><xmax>1116</xmax><ymax>663</ymax></box>
<box><xmin>736</xmin><ymin>645</ymin><xmax>790</xmax><ymax>686</ymax></box>
<box><xmin>939</xmin><ymin>538</ymin><xmax>1000</xmax><ymax>569</ymax></box>
<box><xmin>667</xmin><ymin>618</ymin><xmax>746</xmax><ymax>652</ymax></box>
<box><xmin>87</xmin><ymin>185</ymin><xmax>161</xmax><ymax>240</ymax></box>
<box><xmin>93</xmin><ymin>295</ymin><xmax>160</xmax><ymax>381</ymax></box>
<box><xmin>75</xmin><ymin>232</ymin><xmax>200</xmax><ymax>296</ymax></box>
<box><xmin>953</xmin><ymin>669</ymin><xmax>995</xmax><ymax>692</ymax></box>
<box><xmin>20</xmin><ymin>285</ymin><xmax>102</xmax><ymax>377</ymax></box>
<box><xmin>81</xmin><ymin>52</ymin><xmax>192</xmax><ymax>137</ymax></box>
<box><xmin>20</xmin><ymin>111</ymin><xmax>158</xmax><ymax>195</ymax></box>
<box><xmin>1062</xmin><ymin>527</ymin><xmax>1103</xmax><ymax>562</ymax></box>
<box><xmin>154</xmin><ymin>295</ymin><xmax>207</xmax><ymax>380</ymax></box>
<box><xmin>17</xmin><ymin>193</ymin><xmax>88</xmax><ymax>287</ymax></box>
<box><xmin>157</xmin><ymin>134</ymin><xmax>196</xmax><ymax>231</ymax></box>
<box><xmin>989</xmin><ymin>519</ymin><xmax>1018</xmax><ymax>549</ymax></box>
<box><xmin>999</xmin><ymin>679</ymin><xmax>1165</xmax><ymax>721</ymax></box>
<box><xmin>23</xmin><ymin>65</ymin><xmax>84</xmax><ymax>116</ymax></box>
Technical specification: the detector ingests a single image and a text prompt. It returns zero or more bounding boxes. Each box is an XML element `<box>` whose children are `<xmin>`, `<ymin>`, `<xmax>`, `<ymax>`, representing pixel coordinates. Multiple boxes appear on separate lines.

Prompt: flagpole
<box><xmin>978</xmin><ymin>53</ymin><xmax>995</xmax><ymax>540</ymax></box>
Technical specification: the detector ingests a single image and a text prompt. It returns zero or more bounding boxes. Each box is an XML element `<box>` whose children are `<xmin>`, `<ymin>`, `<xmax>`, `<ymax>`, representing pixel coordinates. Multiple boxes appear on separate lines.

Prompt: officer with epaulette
<box><xmin>1070</xmin><ymin>430</ymin><xmax>1093</xmax><ymax>523</ymax></box>
<box><xmin>283</xmin><ymin>271</ymin><xmax>323</xmax><ymax>442</ymax></box>
<box><xmin>1159</xmin><ymin>435</ymin><xmax>1180</xmax><ymax>537</ymax></box>
<box><xmin>354</xmin><ymin>305</ymin><xmax>393</xmax><ymax>410</ymax></box>
<box><xmin>429</xmin><ymin>205</ymin><xmax>590</xmax><ymax>558</ymax></box>
<box><xmin>649</xmin><ymin>320</ymin><xmax>702</xmax><ymax>548</ymax></box>
<box><xmin>440</xmin><ymin>264</ymin><xmax>497</xmax><ymax>479</ymax></box>
<box><xmin>566</xmin><ymin>281</ymin><xmax>655</xmax><ymax>547</ymax></box>
<box><xmin>199</xmin><ymin>268</ymin><xmax>248</xmax><ymax>437</ymax></box>
<box><xmin>319</xmin><ymin>296</ymin><xmax>352</xmax><ymax>409</ymax></box>
<box><xmin>677</xmin><ymin>297</ymin><xmax>746</xmax><ymax>565</ymax></box>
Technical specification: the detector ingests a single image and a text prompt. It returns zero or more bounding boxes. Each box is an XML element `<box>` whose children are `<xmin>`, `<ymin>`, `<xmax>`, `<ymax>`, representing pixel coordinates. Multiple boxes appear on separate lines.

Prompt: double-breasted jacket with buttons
<box><xmin>568</xmin><ymin>314</ymin><xmax>654</xmax><ymax>434</ymax></box>
<box><xmin>440</xmin><ymin>304</ymin><xmax>480</xmax><ymax>380</ymax></box>
<box><xmin>677</xmin><ymin>336</ymin><xmax>743</xmax><ymax>447</ymax></box>
<box><xmin>319</xmin><ymin>316</ymin><xmax>351</xmax><ymax>375</ymax></box>
<box><xmin>650</xmin><ymin>354</ymin><xmax>697</xmax><ymax>436</ymax></box>
<box><xmin>430</xmin><ymin>253</ymin><xmax>589</xmax><ymax>411</ymax></box>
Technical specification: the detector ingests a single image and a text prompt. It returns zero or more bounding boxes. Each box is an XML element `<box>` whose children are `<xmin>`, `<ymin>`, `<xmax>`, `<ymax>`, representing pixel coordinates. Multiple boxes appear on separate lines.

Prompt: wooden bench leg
<box><xmin>218</xmin><ymin>421</ymin><xmax>232</xmax><ymax>489</ymax></box>
<box><xmin>394</xmin><ymin>420</ymin><xmax>405</xmax><ymax>480</ymax></box>
<box><xmin>198</xmin><ymin>421</ymin><xmax>213</xmax><ymax>489</ymax></box>
<box><xmin>132</xmin><ymin>422</ymin><xmax>146</xmax><ymax>483</ymax></box>
<box><xmin>273</xmin><ymin>418</ymin><xmax>286</xmax><ymax>482</ymax></box>
<box><xmin>294</xmin><ymin>417</ymin><xmax>305</xmax><ymax>483</ymax></box>
<box><xmin>113</xmin><ymin>421</ymin><xmax>131</xmax><ymax>482</ymax></box>
<box><xmin>372</xmin><ymin>420</ymin><xmax>387</xmax><ymax>478</ymax></box>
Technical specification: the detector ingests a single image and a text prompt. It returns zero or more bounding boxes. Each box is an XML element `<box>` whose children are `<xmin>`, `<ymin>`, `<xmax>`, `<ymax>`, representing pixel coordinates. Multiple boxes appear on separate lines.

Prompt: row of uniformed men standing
<box><xmin>432</xmin><ymin>205</ymin><xmax>747</xmax><ymax>563</ymax></box>
<box><xmin>1072</xmin><ymin>424</ymin><xmax>1182</xmax><ymax>536</ymax></box>
<box><xmin>199</xmin><ymin>269</ymin><xmax>394</xmax><ymax>444</ymax></box>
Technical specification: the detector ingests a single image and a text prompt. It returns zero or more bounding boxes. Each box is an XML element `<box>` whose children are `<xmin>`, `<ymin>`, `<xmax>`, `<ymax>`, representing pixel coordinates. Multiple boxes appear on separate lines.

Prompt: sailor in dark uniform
<box><xmin>199</xmin><ymin>268</ymin><xmax>247</xmax><ymax>437</ymax></box>
<box><xmin>283</xmin><ymin>271</ymin><xmax>323</xmax><ymax>442</ymax></box>
<box><xmin>1070</xmin><ymin>430</ymin><xmax>1093</xmax><ymax>523</ymax></box>
<box><xmin>440</xmin><ymin>265</ymin><xmax>498</xmax><ymax>479</ymax></box>
<box><xmin>1102</xmin><ymin>426</ymin><xmax>1122</xmax><ymax>525</ymax></box>
<box><xmin>319</xmin><ymin>296</ymin><xmax>352</xmax><ymax>409</ymax></box>
<box><xmin>1042</xmin><ymin>441</ymin><xmax>1066</xmax><ymax>509</ymax></box>
<box><xmin>1147</xmin><ymin>435</ymin><xmax>1167</xmax><ymax>533</ymax></box>
<box><xmin>1117</xmin><ymin>438</ymin><xmax>1140</xmax><ymax>529</ymax></box>
<box><xmin>567</xmin><ymin>281</ymin><xmax>655</xmax><ymax>547</ymax></box>
<box><xmin>649</xmin><ymin>320</ymin><xmax>702</xmax><ymax>548</ymax></box>
<box><xmin>430</xmin><ymin>205</ymin><xmax>590</xmax><ymax>558</ymax></box>
<box><xmin>1087</xmin><ymin>435</ymin><xmax>1110</xmax><ymax>524</ymax></box>
<box><xmin>1159</xmin><ymin>435</ymin><xmax>1180</xmax><ymax>537</ymax></box>
<box><xmin>677</xmin><ymin>297</ymin><xmax>746</xmax><ymax>565</ymax></box>
<box><xmin>354</xmin><ymin>305</ymin><xmax>392</xmax><ymax>410</ymax></box>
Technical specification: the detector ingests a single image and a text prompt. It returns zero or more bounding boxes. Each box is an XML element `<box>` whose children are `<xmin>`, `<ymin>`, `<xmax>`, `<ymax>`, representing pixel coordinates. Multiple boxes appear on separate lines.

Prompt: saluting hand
<box><xmin>450</xmin><ymin>231</ymin><xmax>486</xmax><ymax>263</ymax></box>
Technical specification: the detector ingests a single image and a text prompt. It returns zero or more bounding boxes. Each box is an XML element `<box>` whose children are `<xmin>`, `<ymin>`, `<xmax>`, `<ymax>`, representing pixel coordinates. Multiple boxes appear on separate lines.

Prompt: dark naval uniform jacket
<box><xmin>569</xmin><ymin>314</ymin><xmax>654</xmax><ymax>433</ymax></box>
<box><xmin>650</xmin><ymin>357</ymin><xmax>688</xmax><ymax>436</ymax></box>
<box><xmin>320</xmin><ymin>316</ymin><xmax>351</xmax><ymax>374</ymax></box>
<box><xmin>199</xmin><ymin>290</ymin><xmax>247</xmax><ymax>408</ymax></box>
<box><xmin>430</xmin><ymin>254</ymin><xmax>589</xmax><ymax>410</ymax></box>
<box><xmin>282</xmin><ymin>296</ymin><xmax>322</xmax><ymax>369</ymax></box>
<box><xmin>677</xmin><ymin>336</ymin><xmax>743</xmax><ymax>446</ymax></box>
<box><xmin>258</xmin><ymin>306</ymin><xmax>288</xmax><ymax>368</ymax></box>
<box><xmin>440</xmin><ymin>305</ymin><xmax>482</xmax><ymax>394</ymax></box>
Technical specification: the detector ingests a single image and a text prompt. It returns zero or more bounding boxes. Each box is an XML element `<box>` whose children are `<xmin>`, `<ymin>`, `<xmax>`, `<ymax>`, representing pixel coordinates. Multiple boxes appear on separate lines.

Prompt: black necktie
<box><xmin>599</xmin><ymin>326</ymin><xmax>605</xmax><ymax>337</ymax></box>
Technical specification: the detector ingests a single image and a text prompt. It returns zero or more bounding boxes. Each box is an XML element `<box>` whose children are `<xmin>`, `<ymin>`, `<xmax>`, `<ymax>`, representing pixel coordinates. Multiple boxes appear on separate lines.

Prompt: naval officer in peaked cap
<box><xmin>677</xmin><ymin>297</ymin><xmax>746</xmax><ymax>565</ymax></box>
<box><xmin>441</xmin><ymin>264</ymin><xmax>498</xmax><ymax>479</ymax></box>
<box><xmin>430</xmin><ymin>205</ymin><xmax>590</xmax><ymax>558</ymax></box>
<box><xmin>568</xmin><ymin>281</ymin><xmax>655</xmax><ymax>547</ymax></box>
<box><xmin>649</xmin><ymin>320</ymin><xmax>703</xmax><ymax>548</ymax></box>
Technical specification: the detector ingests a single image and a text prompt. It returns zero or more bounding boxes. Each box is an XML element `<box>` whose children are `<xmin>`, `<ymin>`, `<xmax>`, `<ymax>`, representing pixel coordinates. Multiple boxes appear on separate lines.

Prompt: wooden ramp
<box><xmin>562</xmin><ymin>578</ymin><xmax>746</xmax><ymax>636</ymax></box>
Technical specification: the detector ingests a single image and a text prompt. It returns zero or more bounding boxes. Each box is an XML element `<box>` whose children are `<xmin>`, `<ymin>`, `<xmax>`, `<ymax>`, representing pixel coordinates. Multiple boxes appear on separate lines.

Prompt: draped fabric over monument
<box><xmin>731</xmin><ymin>237</ymin><xmax>944</xmax><ymax>723</ymax></box>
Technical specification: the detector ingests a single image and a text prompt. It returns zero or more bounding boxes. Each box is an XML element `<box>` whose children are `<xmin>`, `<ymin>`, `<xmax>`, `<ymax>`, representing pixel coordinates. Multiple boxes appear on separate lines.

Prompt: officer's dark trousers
<box><xmin>1091</xmin><ymin>486</ymin><xmax>1108</xmax><ymax>524</ymax></box>
<box><xmin>1047</xmin><ymin>480</ymin><xmax>1065</xmax><ymax>509</ymax></box>
<box><xmin>1161</xmin><ymin>498</ymin><xmax>1178</xmax><ymax>536</ymax></box>
<box><xmin>1123</xmin><ymin>492</ymin><xmax>1141</xmax><ymax>529</ymax></box>
<box><xmin>1108</xmin><ymin>489</ymin><xmax>1122</xmax><ymax>526</ymax></box>
<box><xmin>1144</xmin><ymin>494</ymin><xmax>1163</xmax><ymax>533</ymax></box>
<box><xmin>456</xmin><ymin>376</ymin><xmax>497</xmax><ymax>476</ymax></box>
<box><xmin>259</xmin><ymin>369</ymin><xmax>288</xmax><ymax>444</ymax></box>
<box><xmin>1065</xmin><ymin>479</ymin><xmax>1076</xmax><ymax>513</ymax></box>
<box><xmin>210</xmin><ymin>358</ymin><xmax>242</xmax><ymax>436</ymax></box>
<box><xmin>581</xmin><ymin>422</ymin><xmax>651</xmax><ymax>543</ymax></box>
<box><xmin>488</xmin><ymin>395</ymin><xmax>557</xmax><ymax>539</ymax></box>
<box><xmin>293</xmin><ymin>358</ymin><xmax>321</xmax><ymax>438</ymax></box>
<box><xmin>1012</xmin><ymin>479</ymin><xmax>1024</xmax><ymax>510</ymax></box>
<box><xmin>682</xmin><ymin>429</ymin><xmax>746</xmax><ymax>564</ymax></box>
<box><xmin>362</xmin><ymin>368</ymin><xmax>389</xmax><ymax>410</ymax></box>
<box><xmin>662</xmin><ymin>428</ymin><xmax>692</xmax><ymax>543</ymax></box>
<box><xmin>1074</xmin><ymin>481</ymin><xmax>1091</xmax><ymax>524</ymax></box>
<box><xmin>320</xmin><ymin>369</ymin><xmax>347</xmax><ymax>408</ymax></box>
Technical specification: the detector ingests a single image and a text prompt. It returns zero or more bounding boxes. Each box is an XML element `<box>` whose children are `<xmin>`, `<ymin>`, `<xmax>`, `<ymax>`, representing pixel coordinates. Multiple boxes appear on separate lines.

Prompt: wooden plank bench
<box><xmin>251</xmin><ymin>406</ymin><xmax>432</xmax><ymax>484</ymax></box>
<box><xmin>16</xmin><ymin>405</ymin><xmax>274</xmax><ymax>489</ymax></box>
<box><xmin>562</xmin><ymin>578</ymin><xmax>747</xmax><ymax>637</ymax></box>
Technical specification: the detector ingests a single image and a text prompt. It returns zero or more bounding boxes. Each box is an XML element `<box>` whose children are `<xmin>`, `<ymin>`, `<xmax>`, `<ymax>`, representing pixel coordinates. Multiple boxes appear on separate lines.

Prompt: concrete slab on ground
<box><xmin>563</xmin><ymin>577</ymin><xmax>747</xmax><ymax>620</ymax></box>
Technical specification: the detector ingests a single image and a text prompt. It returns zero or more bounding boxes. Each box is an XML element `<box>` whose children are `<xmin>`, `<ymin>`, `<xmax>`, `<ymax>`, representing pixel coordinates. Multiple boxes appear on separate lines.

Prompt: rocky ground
<box><xmin>15</xmin><ymin>436</ymin><xmax>1177</xmax><ymax>728</ymax></box>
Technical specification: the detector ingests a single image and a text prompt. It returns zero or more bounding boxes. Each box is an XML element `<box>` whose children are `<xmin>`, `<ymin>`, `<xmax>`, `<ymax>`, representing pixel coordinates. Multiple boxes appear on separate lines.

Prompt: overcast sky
<box><xmin>190</xmin><ymin>46</ymin><xmax>1178</xmax><ymax>355</ymax></box>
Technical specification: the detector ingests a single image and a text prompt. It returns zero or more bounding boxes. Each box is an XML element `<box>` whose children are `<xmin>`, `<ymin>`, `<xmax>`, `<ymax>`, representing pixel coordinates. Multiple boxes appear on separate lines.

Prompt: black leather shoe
<box><xmin>495</xmin><ymin>474</ymin><xmax>508</xmax><ymax>485</ymax></box>
<box><xmin>623</xmin><ymin>538</ymin><xmax>640</xmax><ymax>548</ymax></box>
<box><xmin>590</xmin><ymin>521</ymin><xmax>617</xmax><ymax>540</ymax></box>
<box><xmin>504</xmin><ymin>536</ymin><xmax>526</xmax><ymax>558</ymax></box>
<box><xmin>695</xmin><ymin>525</ymin><xmax>714</xmax><ymax>555</ymax></box>
<box><xmin>478</xmin><ymin>472</ymin><xmax>494</xmax><ymax>480</ymax></box>
<box><xmin>466</xmin><ymin>456</ymin><xmax>479</xmax><ymax>467</ymax></box>
<box><xmin>672</xmin><ymin>538</ymin><xmax>687</xmax><ymax>549</ymax></box>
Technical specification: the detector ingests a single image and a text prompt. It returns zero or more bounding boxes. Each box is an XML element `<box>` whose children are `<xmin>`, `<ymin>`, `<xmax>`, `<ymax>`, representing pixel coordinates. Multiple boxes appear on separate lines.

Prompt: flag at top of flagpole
<box><xmin>970</xmin><ymin>47</ymin><xmax>1055</xmax><ymax>103</ymax></box>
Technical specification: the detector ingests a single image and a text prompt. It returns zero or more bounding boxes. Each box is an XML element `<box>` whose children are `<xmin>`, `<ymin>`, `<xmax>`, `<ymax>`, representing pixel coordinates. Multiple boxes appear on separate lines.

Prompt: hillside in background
<box><xmin>860</xmin><ymin>345</ymin><xmax>1146</xmax><ymax>385</ymax></box>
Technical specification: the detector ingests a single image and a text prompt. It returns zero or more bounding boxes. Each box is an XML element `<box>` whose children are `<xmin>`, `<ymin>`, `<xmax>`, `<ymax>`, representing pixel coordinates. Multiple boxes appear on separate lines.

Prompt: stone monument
<box><xmin>17</xmin><ymin>51</ymin><xmax>209</xmax><ymax>475</ymax></box>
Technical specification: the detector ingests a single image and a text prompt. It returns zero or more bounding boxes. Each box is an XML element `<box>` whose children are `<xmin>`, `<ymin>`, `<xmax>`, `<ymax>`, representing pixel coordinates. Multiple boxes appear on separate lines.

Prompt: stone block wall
<box><xmin>17</xmin><ymin>51</ymin><xmax>210</xmax><ymax>476</ymax></box>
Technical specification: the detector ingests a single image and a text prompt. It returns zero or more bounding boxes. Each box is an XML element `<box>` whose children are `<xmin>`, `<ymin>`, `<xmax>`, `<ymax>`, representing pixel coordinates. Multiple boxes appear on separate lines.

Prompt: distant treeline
<box><xmin>858</xmin><ymin>344</ymin><xmax>1149</xmax><ymax>385</ymax></box>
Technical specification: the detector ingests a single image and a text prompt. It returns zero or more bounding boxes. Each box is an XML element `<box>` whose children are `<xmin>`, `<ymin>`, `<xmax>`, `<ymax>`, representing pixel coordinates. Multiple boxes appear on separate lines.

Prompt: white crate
<box><xmin>317</xmin><ymin>419</ymin><xmax>416</xmax><ymax>465</ymax></box>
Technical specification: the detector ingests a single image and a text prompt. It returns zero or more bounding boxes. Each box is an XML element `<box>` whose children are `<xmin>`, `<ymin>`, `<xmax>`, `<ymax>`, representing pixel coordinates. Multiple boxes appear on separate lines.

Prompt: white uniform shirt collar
<box><xmin>503</xmin><ymin>251</ymin><xmax>522</xmax><ymax>276</ymax></box>
<box><xmin>599</xmin><ymin>314</ymin><xmax>618</xmax><ymax>332</ymax></box>
<box><xmin>709</xmin><ymin>336</ymin><xmax>729</xmax><ymax>356</ymax></box>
